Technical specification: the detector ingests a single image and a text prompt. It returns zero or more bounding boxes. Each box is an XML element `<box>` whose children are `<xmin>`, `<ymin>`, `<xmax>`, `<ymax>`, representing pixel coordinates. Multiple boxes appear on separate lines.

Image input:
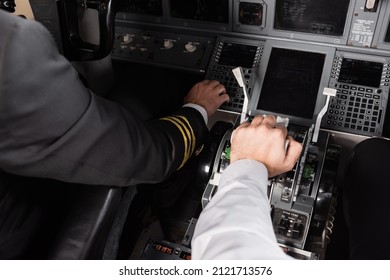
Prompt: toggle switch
<box><xmin>365</xmin><ymin>0</ymin><xmax>377</xmax><ymax>10</ymax></box>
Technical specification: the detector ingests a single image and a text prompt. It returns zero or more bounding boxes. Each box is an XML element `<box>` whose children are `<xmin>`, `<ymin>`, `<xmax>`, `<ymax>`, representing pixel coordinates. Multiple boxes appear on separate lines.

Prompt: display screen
<box><xmin>257</xmin><ymin>48</ymin><xmax>325</xmax><ymax>119</ymax></box>
<box><xmin>385</xmin><ymin>21</ymin><xmax>390</xmax><ymax>43</ymax></box>
<box><xmin>122</xmin><ymin>0</ymin><xmax>163</xmax><ymax>16</ymax></box>
<box><xmin>170</xmin><ymin>0</ymin><xmax>229</xmax><ymax>24</ymax></box>
<box><xmin>338</xmin><ymin>58</ymin><xmax>383</xmax><ymax>88</ymax></box>
<box><xmin>274</xmin><ymin>0</ymin><xmax>350</xmax><ymax>36</ymax></box>
<box><xmin>239</xmin><ymin>2</ymin><xmax>264</xmax><ymax>26</ymax></box>
<box><xmin>179</xmin><ymin>252</ymin><xmax>191</xmax><ymax>260</ymax></box>
<box><xmin>153</xmin><ymin>243</ymin><xmax>173</xmax><ymax>255</ymax></box>
<box><xmin>219</xmin><ymin>42</ymin><xmax>257</xmax><ymax>68</ymax></box>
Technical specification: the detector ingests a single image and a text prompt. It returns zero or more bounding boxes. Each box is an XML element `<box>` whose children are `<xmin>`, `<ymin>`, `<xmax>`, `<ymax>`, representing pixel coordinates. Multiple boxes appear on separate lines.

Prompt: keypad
<box><xmin>207</xmin><ymin>65</ymin><xmax>251</xmax><ymax>113</ymax></box>
<box><xmin>323</xmin><ymin>83</ymin><xmax>382</xmax><ymax>134</ymax></box>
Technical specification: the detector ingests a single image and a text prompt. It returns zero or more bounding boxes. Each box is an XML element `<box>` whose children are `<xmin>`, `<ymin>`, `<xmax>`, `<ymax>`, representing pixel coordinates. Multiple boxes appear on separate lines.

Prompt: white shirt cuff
<box><xmin>182</xmin><ymin>103</ymin><xmax>208</xmax><ymax>125</ymax></box>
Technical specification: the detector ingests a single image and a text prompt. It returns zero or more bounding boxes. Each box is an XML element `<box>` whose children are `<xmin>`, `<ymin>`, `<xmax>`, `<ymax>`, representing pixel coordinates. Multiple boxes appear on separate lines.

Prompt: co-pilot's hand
<box><xmin>230</xmin><ymin>115</ymin><xmax>303</xmax><ymax>178</ymax></box>
<box><xmin>184</xmin><ymin>80</ymin><xmax>230</xmax><ymax>117</ymax></box>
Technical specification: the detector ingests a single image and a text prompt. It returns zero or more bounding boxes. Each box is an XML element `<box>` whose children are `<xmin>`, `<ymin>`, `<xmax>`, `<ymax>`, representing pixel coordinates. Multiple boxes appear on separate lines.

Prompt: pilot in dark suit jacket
<box><xmin>0</xmin><ymin>10</ymin><xmax>228</xmax><ymax>187</ymax></box>
<box><xmin>0</xmin><ymin>9</ymin><xmax>229</xmax><ymax>259</ymax></box>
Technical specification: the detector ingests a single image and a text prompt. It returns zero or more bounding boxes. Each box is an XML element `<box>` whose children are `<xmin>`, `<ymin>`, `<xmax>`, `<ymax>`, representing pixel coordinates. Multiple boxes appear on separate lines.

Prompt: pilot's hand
<box><xmin>230</xmin><ymin>115</ymin><xmax>303</xmax><ymax>178</ymax></box>
<box><xmin>184</xmin><ymin>80</ymin><xmax>230</xmax><ymax>117</ymax></box>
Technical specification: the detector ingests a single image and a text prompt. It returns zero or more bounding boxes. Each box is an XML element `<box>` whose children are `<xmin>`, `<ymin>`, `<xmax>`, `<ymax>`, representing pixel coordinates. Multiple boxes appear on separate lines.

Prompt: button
<box><xmin>278</xmin><ymin>219</ymin><xmax>289</xmax><ymax>235</ymax></box>
<box><xmin>292</xmin><ymin>223</ymin><xmax>303</xmax><ymax>239</ymax></box>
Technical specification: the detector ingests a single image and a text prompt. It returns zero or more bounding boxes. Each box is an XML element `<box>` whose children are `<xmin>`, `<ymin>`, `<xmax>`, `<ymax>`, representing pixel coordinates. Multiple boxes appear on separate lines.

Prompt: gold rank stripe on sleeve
<box><xmin>160</xmin><ymin>116</ymin><xmax>196</xmax><ymax>169</ymax></box>
<box><xmin>176</xmin><ymin>115</ymin><xmax>196</xmax><ymax>156</ymax></box>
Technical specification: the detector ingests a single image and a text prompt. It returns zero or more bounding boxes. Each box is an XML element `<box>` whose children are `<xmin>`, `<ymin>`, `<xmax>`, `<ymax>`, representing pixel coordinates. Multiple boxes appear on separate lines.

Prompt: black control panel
<box><xmin>323</xmin><ymin>51</ymin><xmax>390</xmax><ymax>136</ymax></box>
<box><xmin>112</xmin><ymin>26</ymin><xmax>215</xmax><ymax>72</ymax></box>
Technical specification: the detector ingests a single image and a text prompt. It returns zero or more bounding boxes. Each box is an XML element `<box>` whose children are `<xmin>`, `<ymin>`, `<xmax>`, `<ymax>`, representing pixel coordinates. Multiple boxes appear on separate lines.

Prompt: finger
<box><xmin>274</xmin><ymin>125</ymin><xmax>288</xmax><ymax>139</ymax></box>
<box><xmin>237</xmin><ymin>120</ymin><xmax>252</xmax><ymax>129</ymax></box>
<box><xmin>262</xmin><ymin>115</ymin><xmax>276</xmax><ymax>128</ymax></box>
<box><xmin>209</xmin><ymin>80</ymin><xmax>221</xmax><ymax>88</ymax></box>
<box><xmin>283</xmin><ymin>136</ymin><xmax>303</xmax><ymax>169</ymax></box>
<box><xmin>201</xmin><ymin>79</ymin><xmax>211</xmax><ymax>85</ymax></box>
<box><xmin>214</xmin><ymin>84</ymin><xmax>227</xmax><ymax>95</ymax></box>
<box><xmin>219</xmin><ymin>92</ymin><xmax>230</xmax><ymax>103</ymax></box>
<box><xmin>250</xmin><ymin>115</ymin><xmax>264</xmax><ymax>126</ymax></box>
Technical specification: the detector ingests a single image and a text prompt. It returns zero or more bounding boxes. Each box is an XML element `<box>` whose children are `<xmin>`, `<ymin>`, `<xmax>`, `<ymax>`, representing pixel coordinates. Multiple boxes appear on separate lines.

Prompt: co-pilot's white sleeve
<box><xmin>192</xmin><ymin>159</ymin><xmax>292</xmax><ymax>259</ymax></box>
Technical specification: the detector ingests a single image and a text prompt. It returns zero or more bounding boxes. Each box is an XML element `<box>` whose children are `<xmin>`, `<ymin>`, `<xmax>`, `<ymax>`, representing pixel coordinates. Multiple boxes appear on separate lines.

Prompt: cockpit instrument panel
<box><xmin>112</xmin><ymin>0</ymin><xmax>390</xmax><ymax>137</ymax></box>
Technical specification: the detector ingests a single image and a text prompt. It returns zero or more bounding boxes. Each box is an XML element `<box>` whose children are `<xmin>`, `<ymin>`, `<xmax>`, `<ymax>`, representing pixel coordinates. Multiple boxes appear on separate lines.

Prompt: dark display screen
<box><xmin>179</xmin><ymin>251</ymin><xmax>191</xmax><ymax>260</ymax></box>
<box><xmin>170</xmin><ymin>0</ymin><xmax>229</xmax><ymax>24</ymax></box>
<box><xmin>257</xmin><ymin>48</ymin><xmax>325</xmax><ymax>119</ymax></box>
<box><xmin>239</xmin><ymin>2</ymin><xmax>264</xmax><ymax>26</ymax></box>
<box><xmin>219</xmin><ymin>42</ymin><xmax>257</xmax><ymax>68</ymax></box>
<box><xmin>338</xmin><ymin>58</ymin><xmax>383</xmax><ymax>88</ymax></box>
<box><xmin>385</xmin><ymin>21</ymin><xmax>390</xmax><ymax>43</ymax></box>
<box><xmin>153</xmin><ymin>243</ymin><xmax>173</xmax><ymax>255</ymax></box>
<box><xmin>122</xmin><ymin>0</ymin><xmax>163</xmax><ymax>16</ymax></box>
<box><xmin>274</xmin><ymin>0</ymin><xmax>350</xmax><ymax>36</ymax></box>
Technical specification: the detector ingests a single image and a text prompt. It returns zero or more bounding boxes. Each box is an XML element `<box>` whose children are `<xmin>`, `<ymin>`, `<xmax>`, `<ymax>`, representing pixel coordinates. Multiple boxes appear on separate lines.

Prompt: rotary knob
<box><xmin>185</xmin><ymin>42</ymin><xmax>197</xmax><ymax>53</ymax></box>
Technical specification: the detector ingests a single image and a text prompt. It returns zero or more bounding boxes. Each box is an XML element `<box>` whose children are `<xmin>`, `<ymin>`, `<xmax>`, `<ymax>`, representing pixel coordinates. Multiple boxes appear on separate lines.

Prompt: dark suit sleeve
<box><xmin>0</xmin><ymin>12</ymin><xmax>207</xmax><ymax>186</ymax></box>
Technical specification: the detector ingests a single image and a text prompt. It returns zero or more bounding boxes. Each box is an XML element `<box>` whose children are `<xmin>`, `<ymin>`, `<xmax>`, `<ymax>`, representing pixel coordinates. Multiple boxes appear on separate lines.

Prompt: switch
<box><xmin>365</xmin><ymin>0</ymin><xmax>376</xmax><ymax>10</ymax></box>
<box><xmin>278</xmin><ymin>219</ymin><xmax>289</xmax><ymax>235</ymax></box>
<box><xmin>292</xmin><ymin>223</ymin><xmax>304</xmax><ymax>239</ymax></box>
<box><xmin>365</xmin><ymin>0</ymin><xmax>378</xmax><ymax>12</ymax></box>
